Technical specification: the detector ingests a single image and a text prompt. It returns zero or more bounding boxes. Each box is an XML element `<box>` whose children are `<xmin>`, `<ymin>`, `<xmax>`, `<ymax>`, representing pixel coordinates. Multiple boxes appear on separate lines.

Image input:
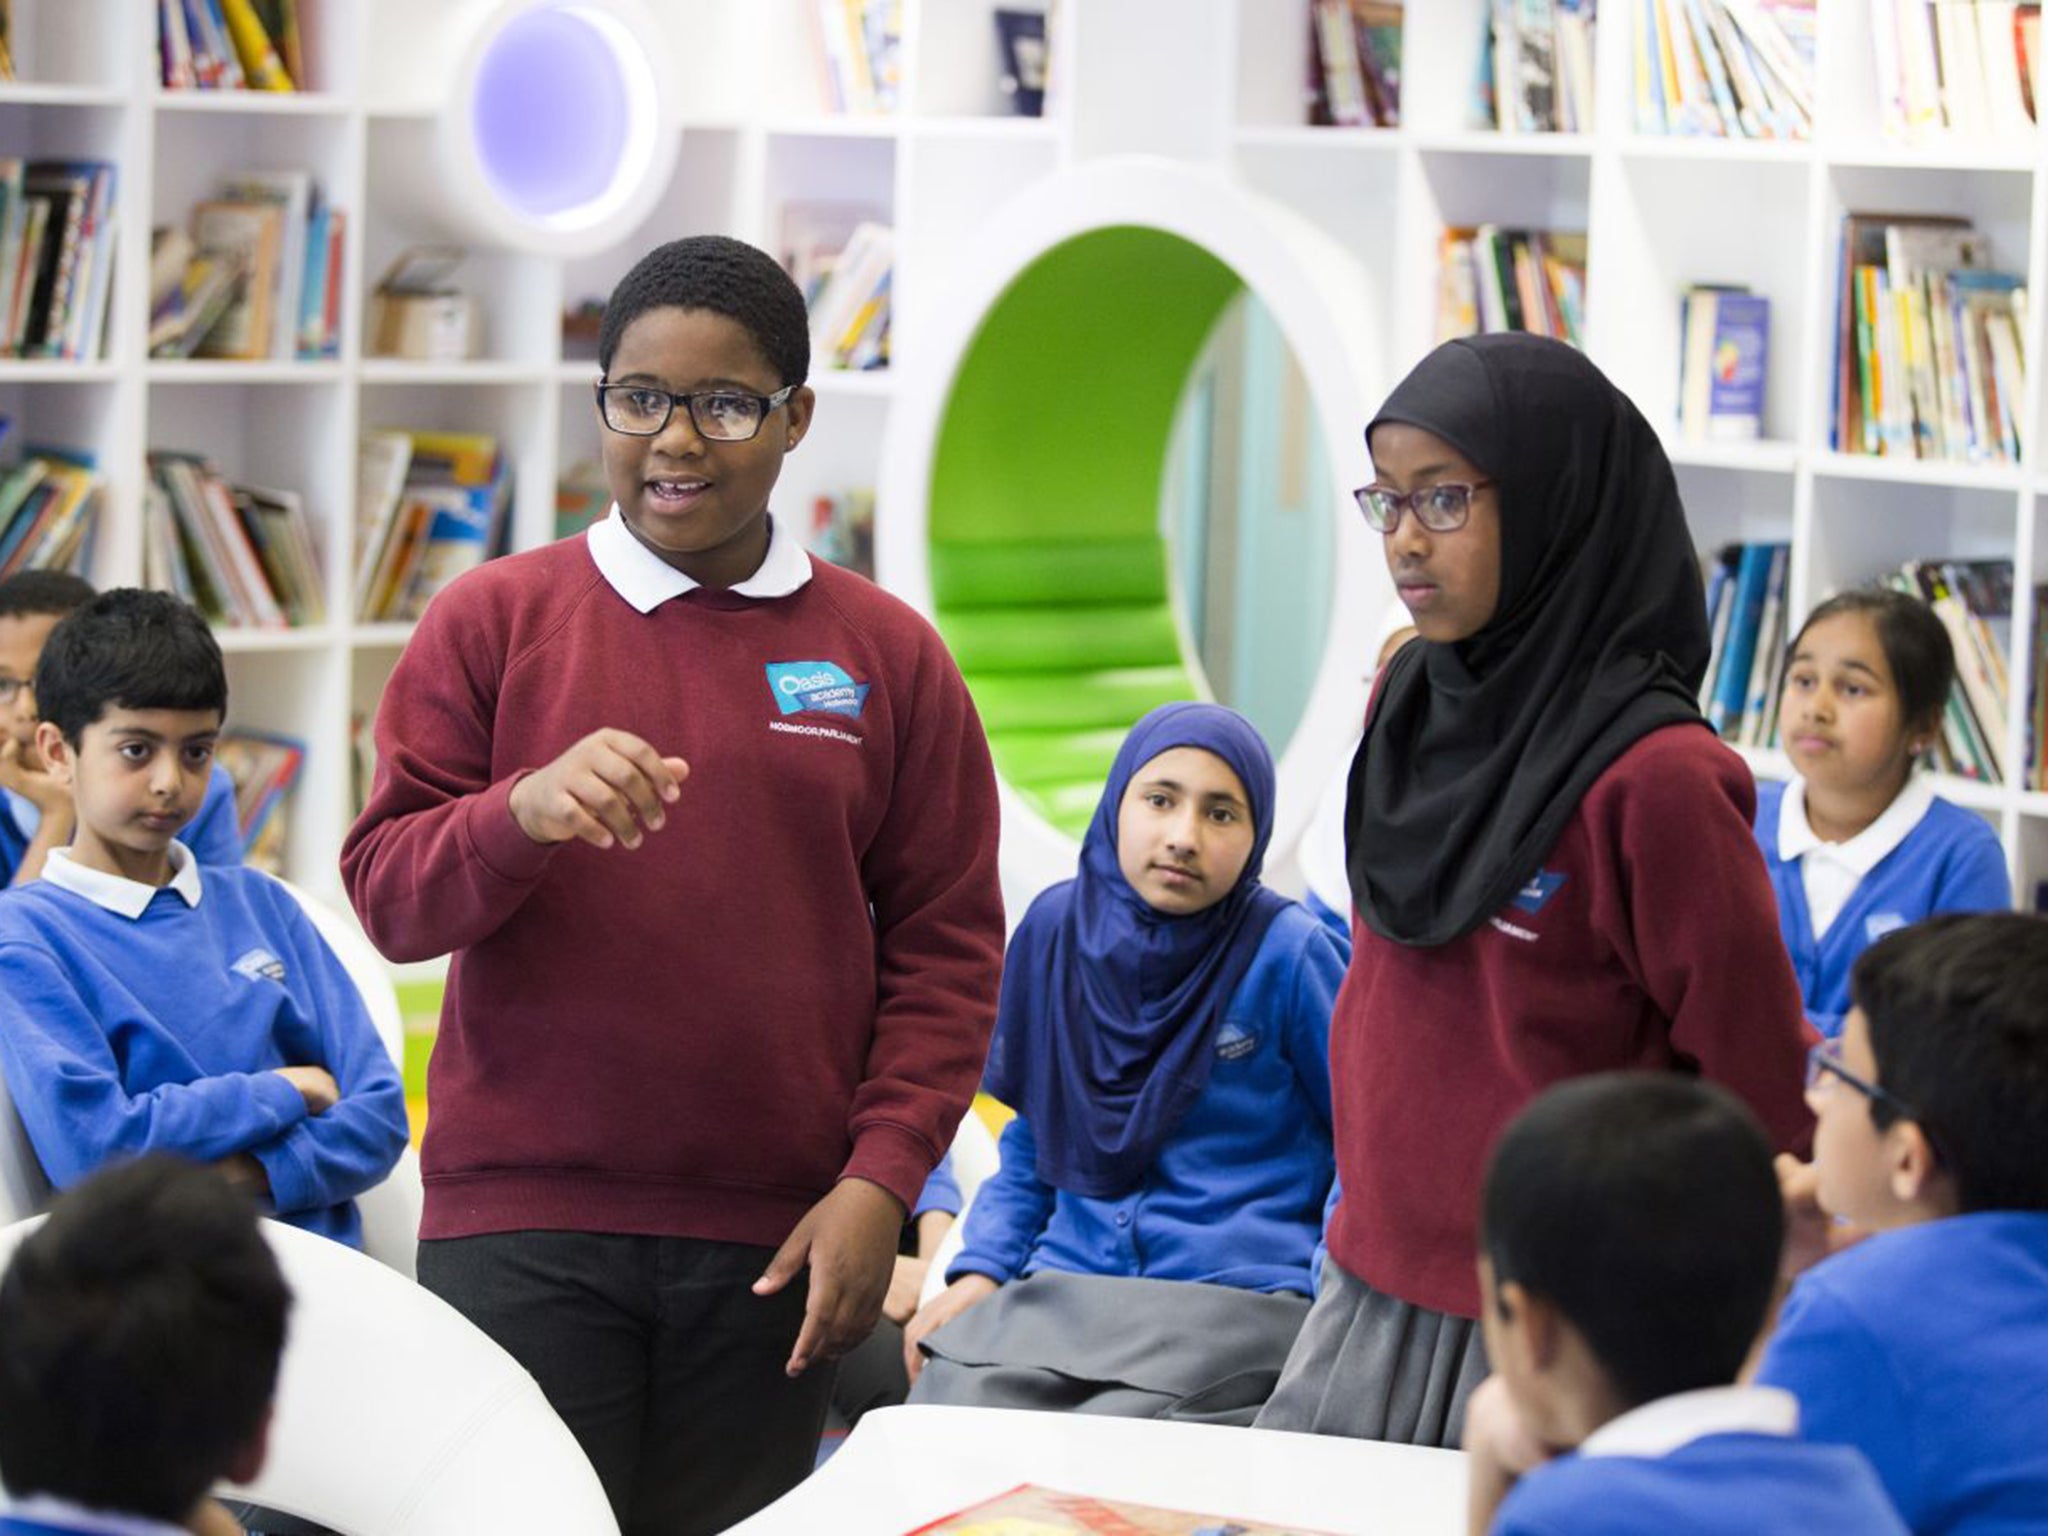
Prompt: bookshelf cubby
<box><xmin>9</xmin><ymin>0</ymin><xmax>2048</xmax><ymax>929</ymax></box>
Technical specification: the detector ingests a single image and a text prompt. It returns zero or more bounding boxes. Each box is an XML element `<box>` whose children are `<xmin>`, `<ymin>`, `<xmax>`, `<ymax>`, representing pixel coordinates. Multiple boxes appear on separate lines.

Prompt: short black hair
<box><xmin>1852</xmin><ymin>912</ymin><xmax>2048</xmax><ymax>1212</ymax></box>
<box><xmin>0</xmin><ymin>1155</ymin><xmax>291</xmax><ymax>1520</ymax></box>
<box><xmin>598</xmin><ymin>235</ymin><xmax>810</xmax><ymax>386</ymax></box>
<box><xmin>33</xmin><ymin>588</ymin><xmax>226</xmax><ymax>745</ymax></box>
<box><xmin>0</xmin><ymin>570</ymin><xmax>95</xmax><ymax>622</ymax></box>
<box><xmin>1790</xmin><ymin>588</ymin><xmax>1954</xmax><ymax>736</ymax></box>
<box><xmin>1482</xmin><ymin>1073</ymin><xmax>1782</xmax><ymax>1410</ymax></box>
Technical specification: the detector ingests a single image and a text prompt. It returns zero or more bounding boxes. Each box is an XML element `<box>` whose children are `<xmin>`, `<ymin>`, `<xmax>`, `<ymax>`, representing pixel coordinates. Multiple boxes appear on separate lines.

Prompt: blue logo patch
<box><xmin>765</xmin><ymin>661</ymin><xmax>870</xmax><ymax>719</ymax></box>
<box><xmin>1511</xmin><ymin>869</ymin><xmax>1568</xmax><ymax>915</ymax></box>
<box><xmin>1213</xmin><ymin>1021</ymin><xmax>1260</xmax><ymax>1061</ymax></box>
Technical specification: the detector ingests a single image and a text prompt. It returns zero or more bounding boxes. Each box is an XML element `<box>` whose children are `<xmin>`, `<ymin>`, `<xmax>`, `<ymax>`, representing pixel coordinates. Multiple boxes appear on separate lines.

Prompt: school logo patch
<box><xmin>1213</xmin><ymin>1021</ymin><xmax>1260</xmax><ymax>1061</ymax></box>
<box><xmin>1865</xmin><ymin>912</ymin><xmax>1908</xmax><ymax>944</ymax></box>
<box><xmin>1510</xmin><ymin>868</ymin><xmax>1568</xmax><ymax>915</ymax></box>
<box><xmin>764</xmin><ymin>660</ymin><xmax>871</xmax><ymax>719</ymax></box>
<box><xmin>231</xmin><ymin>948</ymin><xmax>286</xmax><ymax>983</ymax></box>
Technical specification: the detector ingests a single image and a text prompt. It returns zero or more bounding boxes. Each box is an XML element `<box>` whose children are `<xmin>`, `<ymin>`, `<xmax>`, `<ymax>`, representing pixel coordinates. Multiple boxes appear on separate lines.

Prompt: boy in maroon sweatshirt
<box><xmin>342</xmin><ymin>236</ymin><xmax>1004</xmax><ymax>1535</ymax></box>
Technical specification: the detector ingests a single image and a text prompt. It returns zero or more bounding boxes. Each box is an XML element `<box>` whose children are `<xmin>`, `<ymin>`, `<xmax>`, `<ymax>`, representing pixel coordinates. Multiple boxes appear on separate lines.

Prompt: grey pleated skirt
<box><xmin>1252</xmin><ymin>1256</ymin><xmax>1489</xmax><ymax>1449</ymax></box>
<box><xmin>908</xmin><ymin>1270</ymin><xmax>1312</xmax><ymax>1426</ymax></box>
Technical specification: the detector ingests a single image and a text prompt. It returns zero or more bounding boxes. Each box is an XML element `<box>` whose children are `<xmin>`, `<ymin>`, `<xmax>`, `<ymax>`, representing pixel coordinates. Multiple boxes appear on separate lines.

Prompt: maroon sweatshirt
<box><xmin>1329</xmin><ymin>724</ymin><xmax>1814</xmax><ymax>1318</ymax></box>
<box><xmin>341</xmin><ymin>534</ymin><xmax>1004</xmax><ymax>1245</ymax></box>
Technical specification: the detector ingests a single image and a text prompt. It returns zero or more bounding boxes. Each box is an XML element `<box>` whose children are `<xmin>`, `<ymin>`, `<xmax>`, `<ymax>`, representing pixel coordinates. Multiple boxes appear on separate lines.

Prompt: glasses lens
<box><xmin>1418</xmin><ymin>484</ymin><xmax>1471</xmax><ymax>531</ymax></box>
<box><xmin>1356</xmin><ymin>487</ymin><xmax>1397</xmax><ymax>532</ymax></box>
<box><xmin>0</xmin><ymin>678</ymin><xmax>21</xmax><ymax>704</ymax></box>
<box><xmin>602</xmin><ymin>387</ymin><xmax>671</xmax><ymax>435</ymax></box>
<box><xmin>690</xmin><ymin>392</ymin><xmax>765</xmax><ymax>442</ymax></box>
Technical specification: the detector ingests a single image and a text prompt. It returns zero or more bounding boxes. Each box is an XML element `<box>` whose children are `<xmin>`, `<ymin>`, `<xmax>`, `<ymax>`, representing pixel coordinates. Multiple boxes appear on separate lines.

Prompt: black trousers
<box><xmin>418</xmin><ymin>1231</ymin><xmax>835</xmax><ymax>1536</ymax></box>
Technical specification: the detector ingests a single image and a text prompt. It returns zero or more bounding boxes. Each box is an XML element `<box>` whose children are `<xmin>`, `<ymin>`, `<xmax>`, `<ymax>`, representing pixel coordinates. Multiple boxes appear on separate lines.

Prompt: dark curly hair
<box><xmin>598</xmin><ymin>235</ymin><xmax>810</xmax><ymax>387</ymax></box>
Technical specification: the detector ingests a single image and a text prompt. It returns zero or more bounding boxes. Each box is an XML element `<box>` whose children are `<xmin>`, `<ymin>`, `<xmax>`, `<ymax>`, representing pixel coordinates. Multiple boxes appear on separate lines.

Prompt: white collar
<box><xmin>41</xmin><ymin>841</ymin><xmax>203</xmax><ymax>919</ymax></box>
<box><xmin>5</xmin><ymin>1492</ymin><xmax>193</xmax><ymax>1536</ymax></box>
<box><xmin>585</xmin><ymin>506</ymin><xmax>812</xmax><ymax>613</ymax></box>
<box><xmin>1580</xmin><ymin>1385</ymin><xmax>1799</xmax><ymax>1459</ymax></box>
<box><xmin>1778</xmin><ymin>773</ymin><xmax>1935</xmax><ymax>875</ymax></box>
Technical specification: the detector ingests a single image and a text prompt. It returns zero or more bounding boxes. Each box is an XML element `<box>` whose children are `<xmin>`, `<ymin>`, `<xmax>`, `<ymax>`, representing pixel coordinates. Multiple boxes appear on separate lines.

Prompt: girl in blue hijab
<box><xmin>902</xmin><ymin>702</ymin><xmax>1345</xmax><ymax>1421</ymax></box>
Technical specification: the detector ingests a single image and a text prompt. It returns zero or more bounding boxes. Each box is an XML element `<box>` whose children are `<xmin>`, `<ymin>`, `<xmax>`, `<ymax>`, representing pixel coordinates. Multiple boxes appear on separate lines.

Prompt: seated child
<box><xmin>905</xmin><ymin>702</ymin><xmax>1342</xmax><ymax>1422</ymax></box>
<box><xmin>1756</xmin><ymin>911</ymin><xmax>2048</xmax><ymax>1532</ymax></box>
<box><xmin>0</xmin><ymin>1154</ymin><xmax>291</xmax><ymax>1536</ymax></box>
<box><xmin>0</xmin><ymin>570</ymin><xmax>243</xmax><ymax>886</ymax></box>
<box><xmin>0</xmin><ymin>590</ymin><xmax>407</xmax><ymax>1246</ymax></box>
<box><xmin>1756</xmin><ymin>589</ymin><xmax>2009</xmax><ymax>1038</ymax></box>
<box><xmin>1464</xmin><ymin>1073</ymin><xmax>1905</xmax><ymax>1536</ymax></box>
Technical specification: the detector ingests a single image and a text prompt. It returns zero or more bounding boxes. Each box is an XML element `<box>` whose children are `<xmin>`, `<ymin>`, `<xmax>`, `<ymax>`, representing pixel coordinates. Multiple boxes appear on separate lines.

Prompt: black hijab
<box><xmin>1345</xmin><ymin>333</ymin><xmax>1710</xmax><ymax>946</ymax></box>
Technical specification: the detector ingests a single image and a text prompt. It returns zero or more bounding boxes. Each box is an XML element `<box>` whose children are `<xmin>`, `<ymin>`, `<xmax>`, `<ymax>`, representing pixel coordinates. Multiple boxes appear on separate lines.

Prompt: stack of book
<box><xmin>0</xmin><ymin>449</ymin><xmax>100</xmax><ymax>580</ymax></box>
<box><xmin>355</xmin><ymin>430</ymin><xmax>513</xmax><ymax>624</ymax></box>
<box><xmin>1866</xmin><ymin>0</ymin><xmax>2040</xmax><ymax>144</ymax></box>
<box><xmin>1678</xmin><ymin>285</ymin><xmax>1771</xmax><ymax>441</ymax></box>
<box><xmin>1476</xmin><ymin>0</ymin><xmax>1597</xmax><ymax>133</ymax></box>
<box><xmin>803</xmin><ymin>221</ymin><xmax>892</xmax><ymax>372</ymax></box>
<box><xmin>214</xmin><ymin>729</ymin><xmax>304</xmax><ymax>874</ymax></box>
<box><xmin>145</xmin><ymin>452</ymin><xmax>325</xmax><ymax>629</ymax></box>
<box><xmin>151</xmin><ymin>173</ymin><xmax>345</xmax><ymax>361</ymax></box>
<box><xmin>1437</xmin><ymin>226</ymin><xmax>1586</xmax><ymax>347</ymax></box>
<box><xmin>1635</xmin><ymin>0</ymin><xmax>1816</xmax><ymax>138</ymax></box>
<box><xmin>0</xmin><ymin>159</ymin><xmax>117</xmax><ymax>361</ymax></box>
<box><xmin>811</xmin><ymin>0</ymin><xmax>902</xmax><ymax>114</ymax></box>
<box><xmin>1832</xmin><ymin>214</ymin><xmax>2026</xmax><ymax>463</ymax></box>
<box><xmin>159</xmin><ymin>0</ymin><xmax>306</xmax><ymax>91</ymax></box>
<box><xmin>1701</xmin><ymin>541</ymin><xmax>1791</xmax><ymax>746</ymax></box>
<box><xmin>1309</xmin><ymin>2</ymin><xmax>1403</xmax><ymax>127</ymax></box>
<box><xmin>1886</xmin><ymin>559</ymin><xmax>2012</xmax><ymax>783</ymax></box>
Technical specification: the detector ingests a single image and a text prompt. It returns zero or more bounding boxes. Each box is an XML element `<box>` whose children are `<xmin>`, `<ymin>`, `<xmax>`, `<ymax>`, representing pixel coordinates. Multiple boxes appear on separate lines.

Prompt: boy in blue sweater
<box><xmin>1757</xmin><ymin>911</ymin><xmax>2048</xmax><ymax>1534</ymax></box>
<box><xmin>1463</xmin><ymin>1074</ymin><xmax>1904</xmax><ymax>1536</ymax></box>
<box><xmin>0</xmin><ymin>590</ymin><xmax>407</xmax><ymax>1246</ymax></box>
<box><xmin>0</xmin><ymin>570</ymin><xmax>242</xmax><ymax>885</ymax></box>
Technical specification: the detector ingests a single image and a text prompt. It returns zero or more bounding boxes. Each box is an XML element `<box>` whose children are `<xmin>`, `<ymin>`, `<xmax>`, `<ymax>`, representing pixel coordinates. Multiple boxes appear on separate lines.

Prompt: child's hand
<box><xmin>883</xmin><ymin>1253</ymin><xmax>929</xmax><ymax>1325</ymax></box>
<box><xmin>0</xmin><ymin>734</ymin><xmax>71</xmax><ymax>816</ymax></box>
<box><xmin>1776</xmin><ymin>1152</ymin><xmax>1868</xmax><ymax>1281</ymax></box>
<box><xmin>1462</xmin><ymin>1375</ymin><xmax>1552</xmax><ymax>1536</ymax></box>
<box><xmin>186</xmin><ymin>1496</ymin><xmax>249</xmax><ymax>1536</ymax></box>
<box><xmin>275</xmin><ymin>1065</ymin><xmax>340</xmax><ymax>1114</ymax></box>
<box><xmin>903</xmin><ymin>1272</ymin><xmax>999</xmax><ymax>1383</ymax></box>
<box><xmin>509</xmin><ymin>728</ymin><xmax>689</xmax><ymax>850</ymax></box>
<box><xmin>753</xmin><ymin>1177</ymin><xmax>903</xmax><ymax>1377</ymax></box>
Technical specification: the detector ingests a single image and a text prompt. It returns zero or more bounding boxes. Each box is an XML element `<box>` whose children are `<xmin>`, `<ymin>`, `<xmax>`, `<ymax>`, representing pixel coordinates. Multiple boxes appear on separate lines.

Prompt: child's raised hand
<box><xmin>274</xmin><ymin>1065</ymin><xmax>340</xmax><ymax>1114</ymax></box>
<box><xmin>508</xmin><ymin>728</ymin><xmax>689</xmax><ymax>850</ymax></box>
<box><xmin>1462</xmin><ymin>1374</ymin><xmax>1552</xmax><ymax>1536</ymax></box>
<box><xmin>902</xmin><ymin>1272</ymin><xmax>999</xmax><ymax>1383</ymax></box>
<box><xmin>0</xmin><ymin>733</ymin><xmax>70</xmax><ymax>814</ymax></box>
<box><xmin>753</xmin><ymin>1176</ymin><xmax>904</xmax><ymax>1378</ymax></box>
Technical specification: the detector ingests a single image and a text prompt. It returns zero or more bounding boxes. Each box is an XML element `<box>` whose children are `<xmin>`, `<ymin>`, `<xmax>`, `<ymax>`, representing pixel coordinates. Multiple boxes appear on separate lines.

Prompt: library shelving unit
<box><xmin>11</xmin><ymin>0</ymin><xmax>2048</xmax><ymax>922</ymax></box>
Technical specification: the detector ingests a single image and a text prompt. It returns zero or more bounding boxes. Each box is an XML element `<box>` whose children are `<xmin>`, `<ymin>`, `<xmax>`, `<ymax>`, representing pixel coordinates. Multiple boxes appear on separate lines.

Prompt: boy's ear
<box><xmin>221</xmin><ymin>1402</ymin><xmax>273</xmax><ymax>1486</ymax></box>
<box><xmin>1499</xmin><ymin>1279</ymin><xmax>1563</xmax><ymax>1371</ymax></box>
<box><xmin>33</xmin><ymin>720</ymin><xmax>72</xmax><ymax>782</ymax></box>
<box><xmin>1885</xmin><ymin>1119</ymin><xmax>1948</xmax><ymax>1208</ymax></box>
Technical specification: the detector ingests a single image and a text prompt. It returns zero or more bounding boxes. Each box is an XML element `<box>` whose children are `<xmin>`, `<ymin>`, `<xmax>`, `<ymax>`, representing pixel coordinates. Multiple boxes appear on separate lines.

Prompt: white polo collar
<box><xmin>1580</xmin><ymin>1385</ymin><xmax>1799</xmax><ymax>1459</ymax></box>
<box><xmin>6</xmin><ymin>1492</ymin><xmax>192</xmax><ymax>1536</ymax></box>
<box><xmin>1778</xmin><ymin>773</ymin><xmax>1935</xmax><ymax>875</ymax></box>
<box><xmin>586</xmin><ymin>506</ymin><xmax>812</xmax><ymax>613</ymax></box>
<box><xmin>41</xmin><ymin>841</ymin><xmax>203</xmax><ymax>919</ymax></box>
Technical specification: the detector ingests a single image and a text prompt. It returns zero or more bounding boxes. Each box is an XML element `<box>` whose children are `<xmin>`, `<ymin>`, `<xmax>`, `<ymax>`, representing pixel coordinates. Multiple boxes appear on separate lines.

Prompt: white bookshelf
<box><xmin>9</xmin><ymin>0</ymin><xmax>2048</xmax><ymax>915</ymax></box>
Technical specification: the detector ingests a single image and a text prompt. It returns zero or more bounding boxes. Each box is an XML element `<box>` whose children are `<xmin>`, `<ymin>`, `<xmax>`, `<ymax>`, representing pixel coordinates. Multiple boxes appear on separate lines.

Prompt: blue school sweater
<box><xmin>1754</xmin><ymin>779</ymin><xmax>2010</xmax><ymax>1039</ymax></box>
<box><xmin>0</xmin><ymin>764</ymin><xmax>244</xmax><ymax>884</ymax></box>
<box><xmin>949</xmin><ymin>903</ymin><xmax>1340</xmax><ymax>1297</ymax></box>
<box><xmin>1757</xmin><ymin>1212</ymin><xmax>2048</xmax><ymax>1534</ymax></box>
<box><xmin>0</xmin><ymin>847</ymin><xmax>408</xmax><ymax>1245</ymax></box>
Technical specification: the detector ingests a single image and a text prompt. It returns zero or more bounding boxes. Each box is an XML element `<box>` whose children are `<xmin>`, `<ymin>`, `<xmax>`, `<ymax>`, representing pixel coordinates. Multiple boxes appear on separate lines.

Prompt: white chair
<box><xmin>0</xmin><ymin>1213</ymin><xmax>621</xmax><ymax>1536</ymax></box>
<box><xmin>918</xmin><ymin>1106</ymin><xmax>1002</xmax><ymax>1307</ymax></box>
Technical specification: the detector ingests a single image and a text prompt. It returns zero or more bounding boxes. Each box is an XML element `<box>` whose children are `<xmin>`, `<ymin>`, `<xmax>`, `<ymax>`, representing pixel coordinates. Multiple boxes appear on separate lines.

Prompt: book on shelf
<box><xmin>1636</xmin><ymin>0</ymin><xmax>1816</xmax><ymax>138</ymax></box>
<box><xmin>354</xmin><ymin>430</ymin><xmax>514</xmax><ymax>624</ymax></box>
<box><xmin>213</xmin><ymin>729</ymin><xmax>305</xmax><ymax>875</ymax></box>
<box><xmin>188</xmin><ymin>198</ymin><xmax>284</xmax><ymax>360</ymax></box>
<box><xmin>161</xmin><ymin>0</ymin><xmax>307</xmax><ymax>91</ymax></box>
<box><xmin>0</xmin><ymin>0</ymin><xmax>14</xmax><ymax>82</ymax></box>
<box><xmin>0</xmin><ymin>160</ymin><xmax>118</xmax><ymax>361</ymax></box>
<box><xmin>1833</xmin><ymin>212</ymin><xmax>2027</xmax><ymax>464</ymax></box>
<box><xmin>158</xmin><ymin>175</ymin><xmax>343</xmax><ymax>361</ymax></box>
<box><xmin>1678</xmin><ymin>285</ymin><xmax>1770</xmax><ymax>442</ymax></box>
<box><xmin>1437</xmin><ymin>226</ymin><xmax>1586</xmax><ymax>347</ymax></box>
<box><xmin>1479</xmin><ymin>0</ymin><xmax>1596</xmax><ymax>133</ymax></box>
<box><xmin>2029</xmin><ymin>582</ymin><xmax>2048</xmax><ymax>790</ymax></box>
<box><xmin>146</xmin><ymin>451</ymin><xmax>323</xmax><ymax>629</ymax></box>
<box><xmin>0</xmin><ymin>449</ymin><xmax>100</xmax><ymax>581</ymax></box>
<box><xmin>995</xmin><ymin>7</ymin><xmax>1052</xmax><ymax>117</ymax></box>
<box><xmin>1700</xmin><ymin>540</ymin><xmax>1787</xmax><ymax>742</ymax></box>
<box><xmin>1867</xmin><ymin>0</ymin><xmax>2040</xmax><ymax>145</ymax></box>
<box><xmin>801</xmin><ymin>219</ymin><xmax>893</xmax><ymax>372</ymax></box>
<box><xmin>1883</xmin><ymin>559</ymin><xmax>2014</xmax><ymax>782</ymax></box>
<box><xmin>1309</xmin><ymin>1</ymin><xmax>1403</xmax><ymax>127</ymax></box>
<box><xmin>555</xmin><ymin>458</ymin><xmax>610</xmax><ymax>542</ymax></box>
<box><xmin>908</xmin><ymin>1482</ymin><xmax>1344</xmax><ymax>1535</ymax></box>
<box><xmin>811</xmin><ymin>0</ymin><xmax>902</xmax><ymax>114</ymax></box>
<box><xmin>806</xmin><ymin>487</ymin><xmax>876</xmax><ymax>579</ymax></box>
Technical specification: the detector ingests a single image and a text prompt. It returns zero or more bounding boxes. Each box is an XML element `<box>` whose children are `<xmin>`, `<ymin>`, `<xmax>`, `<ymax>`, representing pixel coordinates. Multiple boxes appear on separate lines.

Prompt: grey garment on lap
<box><xmin>1253</xmin><ymin>1255</ymin><xmax>1489</xmax><ymax>1449</ymax></box>
<box><xmin>908</xmin><ymin>1270</ymin><xmax>1312</xmax><ymax>1426</ymax></box>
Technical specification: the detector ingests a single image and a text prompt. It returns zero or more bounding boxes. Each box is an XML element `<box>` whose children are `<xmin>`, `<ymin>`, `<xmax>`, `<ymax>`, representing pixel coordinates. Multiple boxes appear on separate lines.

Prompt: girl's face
<box><xmin>599</xmin><ymin>305</ymin><xmax>814</xmax><ymax>589</ymax></box>
<box><xmin>1367</xmin><ymin>422</ymin><xmax>1502</xmax><ymax>643</ymax></box>
<box><xmin>1779</xmin><ymin>611</ymin><xmax>1921</xmax><ymax>804</ymax></box>
<box><xmin>1115</xmin><ymin>746</ymin><xmax>1257</xmax><ymax>916</ymax></box>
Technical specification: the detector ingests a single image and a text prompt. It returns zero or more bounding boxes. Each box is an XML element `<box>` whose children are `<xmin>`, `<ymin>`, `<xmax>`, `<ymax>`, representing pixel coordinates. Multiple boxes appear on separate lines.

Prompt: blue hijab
<box><xmin>984</xmin><ymin>702</ymin><xmax>1293</xmax><ymax>1198</ymax></box>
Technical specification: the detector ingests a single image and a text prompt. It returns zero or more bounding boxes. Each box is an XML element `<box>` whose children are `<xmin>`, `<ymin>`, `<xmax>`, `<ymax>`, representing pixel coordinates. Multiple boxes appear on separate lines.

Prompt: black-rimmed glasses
<box><xmin>1805</xmin><ymin>1038</ymin><xmax>1916</xmax><ymax>1119</ymax></box>
<box><xmin>595</xmin><ymin>381</ymin><xmax>796</xmax><ymax>442</ymax></box>
<box><xmin>1354</xmin><ymin>479</ymin><xmax>1493</xmax><ymax>535</ymax></box>
<box><xmin>0</xmin><ymin>676</ymin><xmax>30</xmax><ymax>706</ymax></box>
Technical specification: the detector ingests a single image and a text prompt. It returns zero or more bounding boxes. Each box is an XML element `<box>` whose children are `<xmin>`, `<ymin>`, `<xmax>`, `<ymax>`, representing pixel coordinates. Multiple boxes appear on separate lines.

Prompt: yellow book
<box><xmin>220</xmin><ymin>0</ymin><xmax>295</xmax><ymax>91</ymax></box>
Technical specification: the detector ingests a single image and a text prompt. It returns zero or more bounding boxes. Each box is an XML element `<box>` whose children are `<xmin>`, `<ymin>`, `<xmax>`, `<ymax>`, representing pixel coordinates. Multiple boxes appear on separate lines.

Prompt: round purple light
<box><xmin>470</xmin><ymin>8</ymin><xmax>633</xmax><ymax>219</ymax></box>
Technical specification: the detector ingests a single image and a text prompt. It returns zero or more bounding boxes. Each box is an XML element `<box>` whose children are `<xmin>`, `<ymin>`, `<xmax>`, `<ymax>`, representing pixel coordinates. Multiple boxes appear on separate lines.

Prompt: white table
<box><xmin>724</xmin><ymin>1405</ymin><xmax>1467</xmax><ymax>1535</ymax></box>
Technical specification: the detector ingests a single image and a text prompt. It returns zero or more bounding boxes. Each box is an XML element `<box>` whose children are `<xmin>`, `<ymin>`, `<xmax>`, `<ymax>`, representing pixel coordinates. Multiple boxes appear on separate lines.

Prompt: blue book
<box><xmin>1709</xmin><ymin>541</ymin><xmax>1775</xmax><ymax>737</ymax></box>
<box><xmin>1706</xmin><ymin>291</ymin><xmax>1771</xmax><ymax>439</ymax></box>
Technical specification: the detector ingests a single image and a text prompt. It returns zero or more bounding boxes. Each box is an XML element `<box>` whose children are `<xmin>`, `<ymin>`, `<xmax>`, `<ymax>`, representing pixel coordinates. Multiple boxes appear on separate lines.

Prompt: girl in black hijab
<box><xmin>1255</xmin><ymin>334</ymin><xmax>1813</xmax><ymax>1448</ymax></box>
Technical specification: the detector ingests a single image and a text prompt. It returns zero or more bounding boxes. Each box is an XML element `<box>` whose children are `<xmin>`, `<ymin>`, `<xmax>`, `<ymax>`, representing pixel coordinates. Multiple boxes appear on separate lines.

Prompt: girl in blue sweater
<box><xmin>1755</xmin><ymin>588</ymin><xmax>2010</xmax><ymax>1038</ymax></box>
<box><xmin>903</xmin><ymin>702</ymin><xmax>1343</xmax><ymax>1421</ymax></box>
